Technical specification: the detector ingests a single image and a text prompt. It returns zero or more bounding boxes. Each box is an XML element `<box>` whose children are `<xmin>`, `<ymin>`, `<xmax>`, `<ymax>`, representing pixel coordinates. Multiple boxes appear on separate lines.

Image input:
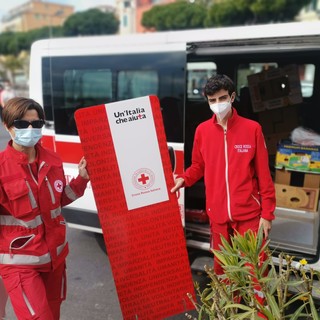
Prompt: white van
<box><xmin>29</xmin><ymin>21</ymin><xmax>320</xmax><ymax>272</ymax></box>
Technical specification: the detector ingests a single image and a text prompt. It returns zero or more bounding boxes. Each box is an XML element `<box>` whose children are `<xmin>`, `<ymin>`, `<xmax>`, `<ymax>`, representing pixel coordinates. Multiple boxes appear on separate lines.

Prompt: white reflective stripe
<box><xmin>0</xmin><ymin>252</ymin><xmax>51</xmax><ymax>265</ymax></box>
<box><xmin>45</xmin><ymin>177</ymin><xmax>56</xmax><ymax>204</ymax></box>
<box><xmin>25</xmin><ymin>180</ymin><xmax>38</xmax><ymax>209</ymax></box>
<box><xmin>0</xmin><ymin>215</ymin><xmax>43</xmax><ymax>228</ymax></box>
<box><xmin>22</xmin><ymin>291</ymin><xmax>36</xmax><ymax>316</ymax></box>
<box><xmin>57</xmin><ymin>240</ymin><xmax>67</xmax><ymax>256</ymax></box>
<box><xmin>51</xmin><ymin>206</ymin><xmax>62</xmax><ymax>219</ymax></box>
<box><xmin>64</xmin><ymin>185</ymin><xmax>78</xmax><ymax>201</ymax></box>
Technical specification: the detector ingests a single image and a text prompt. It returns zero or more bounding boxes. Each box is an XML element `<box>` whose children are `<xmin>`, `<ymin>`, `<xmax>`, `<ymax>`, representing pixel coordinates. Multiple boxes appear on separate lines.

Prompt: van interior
<box><xmin>185</xmin><ymin>39</ymin><xmax>320</xmax><ymax>265</ymax></box>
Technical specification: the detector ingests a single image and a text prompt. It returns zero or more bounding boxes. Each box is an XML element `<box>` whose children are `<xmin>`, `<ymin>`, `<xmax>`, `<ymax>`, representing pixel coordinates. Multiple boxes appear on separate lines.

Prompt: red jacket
<box><xmin>0</xmin><ymin>142</ymin><xmax>88</xmax><ymax>271</ymax></box>
<box><xmin>183</xmin><ymin>108</ymin><xmax>275</xmax><ymax>225</ymax></box>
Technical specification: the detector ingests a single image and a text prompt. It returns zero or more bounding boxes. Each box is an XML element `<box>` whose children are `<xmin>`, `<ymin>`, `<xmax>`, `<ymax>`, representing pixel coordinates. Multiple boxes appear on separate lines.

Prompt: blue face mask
<box><xmin>13</xmin><ymin>128</ymin><xmax>42</xmax><ymax>147</ymax></box>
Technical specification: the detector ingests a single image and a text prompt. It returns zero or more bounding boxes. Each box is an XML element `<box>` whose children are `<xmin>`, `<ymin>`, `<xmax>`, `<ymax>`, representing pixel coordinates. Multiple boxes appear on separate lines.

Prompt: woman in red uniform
<box><xmin>0</xmin><ymin>97</ymin><xmax>89</xmax><ymax>320</ymax></box>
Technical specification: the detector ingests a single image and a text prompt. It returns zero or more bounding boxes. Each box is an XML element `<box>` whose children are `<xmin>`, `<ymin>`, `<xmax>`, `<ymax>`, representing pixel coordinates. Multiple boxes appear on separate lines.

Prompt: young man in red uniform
<box><xmin>0</xmin><ymin>97</ymin><xmax>90</xmax><ymax>320</ymax></box>
<box><xmin>171</xmin><ymin>74</ymin><xmax>275</xmax><ymax>309</ymax></box>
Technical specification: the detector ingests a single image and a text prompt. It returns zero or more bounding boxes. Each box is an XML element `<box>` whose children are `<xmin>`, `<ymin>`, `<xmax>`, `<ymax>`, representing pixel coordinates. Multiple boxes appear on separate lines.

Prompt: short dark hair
<box><xmin>2</xmin><ymin>97</ymin><xmax>45</xmax><ymax>128</ymax></box>
<box><xmin>204</xmin><ymin>74</ymin><xmax>235</xmax><ymax>97</ymax></box>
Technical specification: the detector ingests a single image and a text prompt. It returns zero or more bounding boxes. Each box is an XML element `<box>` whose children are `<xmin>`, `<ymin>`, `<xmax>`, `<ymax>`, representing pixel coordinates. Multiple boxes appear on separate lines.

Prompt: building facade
<box><xmin>116</xmin><ymin>0</ymin><xmax>176</xmax><ymax>34</ymax></box>
<box><xmin>1</xmin><ymin>0</ymin><xmax>74</xmax><ymax>33</ymax></box>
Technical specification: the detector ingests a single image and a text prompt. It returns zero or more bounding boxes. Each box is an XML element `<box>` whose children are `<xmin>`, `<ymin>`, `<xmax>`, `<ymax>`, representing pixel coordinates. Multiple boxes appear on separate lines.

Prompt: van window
<box><xmin>118</xmin><ymin>71</ymin><xmax>158</xmax><ymax>100</ymax></box>
<box><xmin>187</xmin><ymin>62</ymin><xmax>216</xmax><ymax>100</ymax></box>
<box><xmin>64</xmin><ymin>69</ymin><xmax>113</xmax><ymax>109</ymax></box>
<box><xmin>237</xmin><ymin>63</ymin><xmax>315</xmax><ymax>98</ymax></box>
<box><xmin>42</xmin><ymin>51</ymin><xmax>185</xmax><ymax>141</ymax></box>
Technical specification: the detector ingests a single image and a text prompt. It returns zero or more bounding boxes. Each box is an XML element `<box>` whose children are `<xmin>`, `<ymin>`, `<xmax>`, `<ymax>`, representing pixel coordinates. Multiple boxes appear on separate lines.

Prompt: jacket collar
<box><xmin>212</xmin><ymin>107</ymin><xmax>238</xmax><ymax>129</ymax></box>
<box><xmin>4</xmin><ymin>141</ymin><xmax>61</xmax><ymax>166</ymax></box>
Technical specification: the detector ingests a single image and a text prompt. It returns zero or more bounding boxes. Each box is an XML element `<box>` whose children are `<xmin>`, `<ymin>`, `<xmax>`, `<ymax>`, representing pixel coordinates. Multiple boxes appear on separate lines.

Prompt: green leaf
<box><xmin>308</xmin><ymin>294</ymin><xmax>319</xmax><ymax>320</ymax></box>
<box><xmin>289</xmin><ymin>303</ymin><xmax>307</xmax><ymax>320</ymax></box>
<box><xmin>265</xmin><ymin>292</ymin><xmax>281</xmax><ymax>318</ymax></box>
<box><xmin>283</xmin><ymin>292</ymin><xmax>309</xmax><ymax>308</ymax></box>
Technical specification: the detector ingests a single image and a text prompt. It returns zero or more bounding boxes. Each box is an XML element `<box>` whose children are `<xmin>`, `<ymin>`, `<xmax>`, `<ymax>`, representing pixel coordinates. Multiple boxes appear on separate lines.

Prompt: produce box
<box><xmin>275</xmin><ymin>142</ymin><xmax>320</xmax><ymax>173</ymax></box>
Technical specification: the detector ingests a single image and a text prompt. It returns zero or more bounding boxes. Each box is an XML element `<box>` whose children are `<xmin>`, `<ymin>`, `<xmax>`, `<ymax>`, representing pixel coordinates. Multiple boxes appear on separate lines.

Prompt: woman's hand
<box><xmin>78</xmin><ymin>157</ymin><xmax>89</xmax><ymax>180</ymax></box>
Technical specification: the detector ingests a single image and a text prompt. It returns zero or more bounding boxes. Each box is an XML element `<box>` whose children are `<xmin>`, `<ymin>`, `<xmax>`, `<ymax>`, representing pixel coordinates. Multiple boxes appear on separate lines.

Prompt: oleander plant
<box><xmin>186</xmin><ymin>229</ymin><xmax>320</xmax><ymax>319</ymax></box>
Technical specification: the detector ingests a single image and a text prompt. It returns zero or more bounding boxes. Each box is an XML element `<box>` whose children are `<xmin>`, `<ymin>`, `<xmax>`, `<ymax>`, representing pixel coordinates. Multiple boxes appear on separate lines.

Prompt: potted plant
<box><xmin>187</xmin><ymin>229</ymin><xmax>320</xmax><ymax>319</ymax></box>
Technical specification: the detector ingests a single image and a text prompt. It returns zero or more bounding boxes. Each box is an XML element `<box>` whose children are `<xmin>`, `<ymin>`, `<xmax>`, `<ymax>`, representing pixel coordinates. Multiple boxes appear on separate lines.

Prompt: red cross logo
<box><xmin>132</xmin><ymin>168</ymin><xmax>155</xmax><ymax>190</ymax></box>
<box><xmin>138</xmin><ymin>173</ymin><xmax>150</xmax><ymax>185</ymax></box>
<box><xmin>54</xmin><ymin>180</ymin><xmax>63</xmax><ymax>193</ymax></box>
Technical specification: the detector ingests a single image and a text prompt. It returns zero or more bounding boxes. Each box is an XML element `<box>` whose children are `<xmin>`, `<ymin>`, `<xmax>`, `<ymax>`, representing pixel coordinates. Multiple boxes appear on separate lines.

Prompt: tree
<box><xmin>142</xmin><ymin>1</ymin><xmax>207</xmax><ymax>31</ymax></box>
<box><xmin>206</xmin><ymin>0</ymin><xmax>313</xmax><ymax>27</ymax></box>
<box><xmin>0</xmin><ymin>54</ymin><xmax>24</xmax><ymax>84</ymax></box>
<box><xmin>63</xmin><ymin>9</ymin><xmax>119</xmax><ymax>36</ymax></box>
<box><xmin>0</xmin><ymin>32</ymin><xmax>16</xmax><ymax>56</ymax></box>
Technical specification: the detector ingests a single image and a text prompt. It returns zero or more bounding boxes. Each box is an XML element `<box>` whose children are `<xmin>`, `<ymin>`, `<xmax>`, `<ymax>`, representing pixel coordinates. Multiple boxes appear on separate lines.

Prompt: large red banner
<box><xmin>75</xmin><ymin>96</ymin><xmax>195</xmax><ymax>319</ymax></box>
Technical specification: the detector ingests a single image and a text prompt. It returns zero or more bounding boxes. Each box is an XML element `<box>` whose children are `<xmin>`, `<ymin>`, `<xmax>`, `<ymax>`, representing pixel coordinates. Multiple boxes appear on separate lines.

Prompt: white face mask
<box><xmin>13</xmin><ymin>128</ymin><xmax>42</xmax><ymax>147</ymax></box>
<box><xmin>210</xmin><ymin>99</ymin><xmax>232</xmax><ymax>120</ymax></box>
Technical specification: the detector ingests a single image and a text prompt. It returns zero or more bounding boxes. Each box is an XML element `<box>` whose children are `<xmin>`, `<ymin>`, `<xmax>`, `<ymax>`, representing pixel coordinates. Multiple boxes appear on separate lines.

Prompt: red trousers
<box><xmin>1</xmin><ymin>263</ymin><xmax>66</xmax><ymax>320</ymax></box>
<box><xmin>0</xmin><ymin>276</ymin><xmax>8</xmax><ymax>319</ymax></box>
<box><xmin>210</xmin><ymin>216</ymin><xmax>262</xmax><ymax>275</ymax></box>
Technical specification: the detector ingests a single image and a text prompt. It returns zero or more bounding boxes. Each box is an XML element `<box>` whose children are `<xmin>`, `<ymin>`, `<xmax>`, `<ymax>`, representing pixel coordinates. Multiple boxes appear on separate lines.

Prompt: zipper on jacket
<box><xmin>9</xmin><ymin>234</ymin><xmax>36</xmax><ymax>258</ymax></box>
<box><xmin>251</xmin><ymin>193</ymin><xmax>261</xmax><ymax>206</ymax></box>
<box><xmin>45</xmin><ymin>176</ymin><xmax>56</xmax><ymax>204</ymax></box>
<box><xmin>27</xmin><ymin>164</ymin><xmax>38</xmax><ymax>186</ymax></box>
<box><xmin>224</xmin><ymin>128</ymin><xmax>233</xmax><ymax>222</ymax></box>
<box><xmin>38</xmin><ymin>161</ymin><xmax>46</xmax><ymax>172</ymax></box>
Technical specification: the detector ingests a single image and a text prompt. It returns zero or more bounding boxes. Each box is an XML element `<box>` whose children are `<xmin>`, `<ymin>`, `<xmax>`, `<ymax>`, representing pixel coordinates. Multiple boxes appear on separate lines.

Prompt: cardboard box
<box><xmin>275</xmin><ymin>169</ymin><xmax>320</xmax><ymax>212</ymax></box>
<box><xmin>275</xmin><ymin>143</ymin><xmax>320</xmax><ymax>173</ymax></box>
<box><xmin>275</xmin><ymin>169</ymin><xmax>320</xmax><ymax>188</ymax></box>
<box><xmin>275</xmin><ymin>183</ymin><xmax>319</xmax><ymax>212</ymax></box>
<box><xmin>248</xmin><ymin>64</ymin><xmax>302</xmax><ymax>113</ymax></box>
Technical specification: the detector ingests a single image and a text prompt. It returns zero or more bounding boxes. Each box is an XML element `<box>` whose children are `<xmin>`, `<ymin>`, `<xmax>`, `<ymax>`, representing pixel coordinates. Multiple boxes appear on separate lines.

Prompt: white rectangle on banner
<box><xmin>106</xmin><ymin>96</ymin><xmax>169</xmax><ymax>210</ymax></box>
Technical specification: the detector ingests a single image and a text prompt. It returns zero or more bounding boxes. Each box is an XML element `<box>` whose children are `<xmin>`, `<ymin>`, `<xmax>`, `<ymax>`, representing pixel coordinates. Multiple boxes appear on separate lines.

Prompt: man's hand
<box><xmin>170</xmin><ymin>177</ymin><xmax>185</xmax><ymax>193</ymax></box>
<box><xmin>259</xmin><ymin>217</ymin><xmax>272</xmax><ymax>239</ymax></box>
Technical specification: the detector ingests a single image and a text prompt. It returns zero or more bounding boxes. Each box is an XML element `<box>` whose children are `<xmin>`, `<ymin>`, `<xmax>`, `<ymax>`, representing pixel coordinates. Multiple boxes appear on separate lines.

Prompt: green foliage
<box><xmin>142</xmin><ymin>0</ymin><xmax>207</xmax><ymax>31</ymax></box>
<box><xmin>63</xmin><ymin>9</ymin><xmax>119</xmax><ymax>36</ymax></box>
<box><xmin>205</xmin><ymin>0</ymin><xmax>312</xmax><ymax>27</ymax></box>
<box><xmin>187</xmin><ymin>229</ymin><xmax>320</xmax><ymax>319</ymax></box>
<box><xmin>0</xmin><ymin>9</ymin><xmax>119</xmax><ymax>57</ymax></box>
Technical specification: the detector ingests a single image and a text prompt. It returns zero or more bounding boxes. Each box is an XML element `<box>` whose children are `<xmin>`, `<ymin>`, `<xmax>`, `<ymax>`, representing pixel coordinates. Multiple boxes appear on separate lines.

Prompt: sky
<box><xmin>0</xmin><ymin>0</ymin><xmax>116</xmax><ymax>21</ymax></box>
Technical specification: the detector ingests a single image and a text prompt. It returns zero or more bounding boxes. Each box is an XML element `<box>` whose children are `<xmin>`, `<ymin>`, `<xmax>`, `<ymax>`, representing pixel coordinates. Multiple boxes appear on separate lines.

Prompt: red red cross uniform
<box><xmin>0</xmin><ymin>142</ymin><xmax>88</xmax><ymax>319</ymax></box>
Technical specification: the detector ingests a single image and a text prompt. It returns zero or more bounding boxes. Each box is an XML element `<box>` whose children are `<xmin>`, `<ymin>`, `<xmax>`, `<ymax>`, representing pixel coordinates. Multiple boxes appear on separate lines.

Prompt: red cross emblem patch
<box><xmin>54</xmin><ymin>180</ymin><xmax>63</xmax><ymax>193</ymax></box>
